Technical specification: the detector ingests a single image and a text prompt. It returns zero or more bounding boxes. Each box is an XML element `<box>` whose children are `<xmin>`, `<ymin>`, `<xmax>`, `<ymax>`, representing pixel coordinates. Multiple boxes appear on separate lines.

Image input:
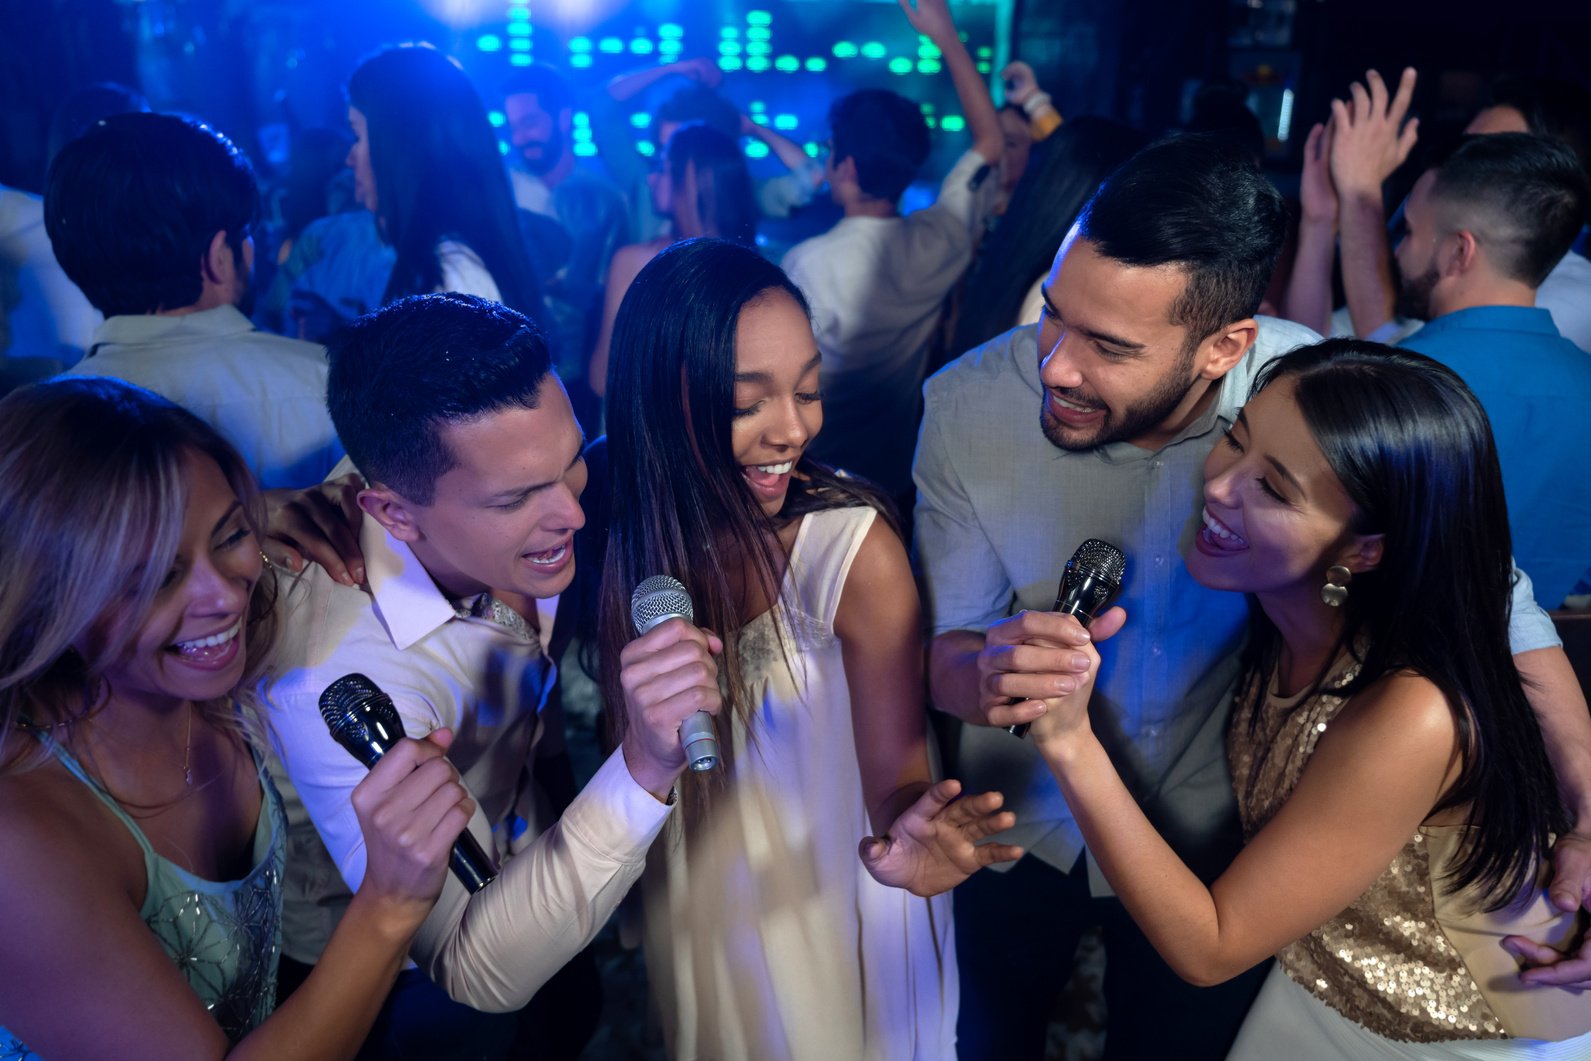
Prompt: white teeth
<box><xmin>174</xmin><ymin>618</ymin><xmax>241</xmax><ymax>651</ymax></box>
<box><xmin>753</xmin><ymin>461</ymin><xmax>793</xmax><ymax>475</ymax></box>
<box><xmin>1052</xmin><ymin>394</ymin><xmax>1097</xmax><ymax>413</ymax></box>
<box><xmin>526</xmin><ymin>544</ymin><xmax>567</xmax><ymax>566</ymax></box>
<box><xmin>1201</xmin><ymin>508</ymin><xmax>1247</xmax><ymax>546</ymax></box>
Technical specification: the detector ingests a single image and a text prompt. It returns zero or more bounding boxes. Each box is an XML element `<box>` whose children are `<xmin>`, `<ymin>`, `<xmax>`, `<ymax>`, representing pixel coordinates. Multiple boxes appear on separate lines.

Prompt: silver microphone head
<box><xmin>1055</xmin><ymin>539</ymin><xmax>1126</xmax><ymax>627</ymax></box>
<box><xmin>631</xmin><ymin>574</ymin><xmax>694</xmax><ymax>636</ymax></box>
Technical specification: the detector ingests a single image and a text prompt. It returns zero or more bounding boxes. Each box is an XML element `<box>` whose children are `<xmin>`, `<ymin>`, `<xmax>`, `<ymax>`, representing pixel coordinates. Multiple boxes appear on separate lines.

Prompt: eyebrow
<box><xmin>733</xmin><ymin>352</ymin><xmax>824</xmax><ymax>385</ymax></box>
<box><xmin>483</xmin><ymin>434</ymin><xmax>588</xmax><ymax>503</ymax></box>
<box><xmin>1040</xmin><ymin>287</ymin><xmax>1146</xmax><ymax>352</ymax></box>
<box><xmin>1234</xmin><ymin>411</ymin><xmax>1304</xmax><ymax>495</ymax></box>
<box><xmin>212</xmin><ymin>501</ymin><xmax>244</xmax><ymax>537</ymax></box>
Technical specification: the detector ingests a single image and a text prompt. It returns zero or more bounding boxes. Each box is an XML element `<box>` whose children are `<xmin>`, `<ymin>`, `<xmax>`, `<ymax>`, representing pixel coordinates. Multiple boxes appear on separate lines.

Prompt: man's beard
<box><xmin>519</xmin><ymin>129</ymin><xmax>564</xmax><ymax>177</ymax></box>
<box><xmin>1039</xmin><ymin>344</ymin><xmax>1199</xmax><ymax>451</ymax></box>
<box><xmin>1396</xmin><ymin>261</ymin><xmax>1440</xmax><ymax>322</ymax></box>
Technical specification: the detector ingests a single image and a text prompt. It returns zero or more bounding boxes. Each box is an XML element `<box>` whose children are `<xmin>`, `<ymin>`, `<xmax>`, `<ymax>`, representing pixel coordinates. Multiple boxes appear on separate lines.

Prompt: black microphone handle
<box><xmin>322</xmin><ymin>692</ymin><xmax>498</xmax><ymax>894</ymax></box>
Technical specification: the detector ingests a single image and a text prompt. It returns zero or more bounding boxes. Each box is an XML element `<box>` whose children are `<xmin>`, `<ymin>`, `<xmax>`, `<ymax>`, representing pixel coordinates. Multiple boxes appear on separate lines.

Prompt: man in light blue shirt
<box><xmin>1394</xmin><ymin>132</ymin><xmax>1591</xmax><ymax>606</ymax></box>
<box><xmin>915</xmin><ymin>135</ymin><xmax>1591</xmax><ymax>1060</ymax></box>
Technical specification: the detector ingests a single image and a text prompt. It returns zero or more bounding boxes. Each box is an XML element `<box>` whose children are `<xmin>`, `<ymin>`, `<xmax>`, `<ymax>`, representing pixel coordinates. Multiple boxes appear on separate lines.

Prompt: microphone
<box><xmin>630</xmin><ymin>575</ymin><xmax>720</xmax><ymax>772</ymax></box>
<box><xmin>319</xmin><ymin>672</ymin><xmax>498</xmax><ymax>893</ymax></box>
<box><xmin>1008</xmin><ymin>538</ymin><xmax>1127</xmax><ymax>738</ymax></box>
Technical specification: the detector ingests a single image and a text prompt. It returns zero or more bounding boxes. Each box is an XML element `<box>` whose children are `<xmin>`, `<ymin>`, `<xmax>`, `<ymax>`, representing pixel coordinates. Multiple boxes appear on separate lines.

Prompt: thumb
<box><xmin>858</xmin><ymin>835</ymin><xmax>891</xmax><ymax>866</ymax></box>
<box><xmin>425</xmin><ymin>727</ymin><xmax>456</xmax><ymax>753</ymax></box>
<box><xmin>1090</xmin><ymin>605</ymin><xmax>1128</xmax><ymax>643</ymax></box>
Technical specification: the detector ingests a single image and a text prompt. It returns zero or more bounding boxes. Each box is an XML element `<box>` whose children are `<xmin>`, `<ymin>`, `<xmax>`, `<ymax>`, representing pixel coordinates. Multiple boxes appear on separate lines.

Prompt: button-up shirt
<box><xmin>261</xmin><ymin>509</ymin><xmax>671</xmax><ymax>1010</ymax></box>
<box><xmin>914</xmin><ymin>319</ymin><xmax>1562</xmax><ymax>890</ymax></box>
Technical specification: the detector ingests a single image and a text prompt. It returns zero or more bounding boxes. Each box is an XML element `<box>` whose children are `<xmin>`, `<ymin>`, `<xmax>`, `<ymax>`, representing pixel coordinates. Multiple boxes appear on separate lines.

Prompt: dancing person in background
<box><xmin>0</xmin><ymin>377</ymin><xmax>465</xmax><ymax>1059</ymax></box>
<box><xmin>600</xmin><ymin>237</ymin><xmax>1019</xmax><ymax>1060</ymax></box>
<box><xmin>1026</xmin><ymin>340</ymin><xmax>1591</xmax><ymax>1059</ymax></box>
<box><xmin>588</xmin><ymin>122</ymin><xmax>757</xmax><ymax>400</ymax></box>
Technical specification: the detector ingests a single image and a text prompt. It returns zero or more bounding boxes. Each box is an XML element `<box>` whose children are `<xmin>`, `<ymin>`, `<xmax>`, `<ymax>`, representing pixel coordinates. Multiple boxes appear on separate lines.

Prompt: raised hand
<box><xmin>860</xmin><ymin>779</ymin><xmax>1023</xmax><ymax>896</ymax></box>
<box><xmin>1329</xmin><ymin>68</ymin><xmax>1419</xmax><ymax>197</ymax></box>
<box><xmin>897</xmin><ymin>0</ymin><xmax>956</xmax><ymax>44</ymax></box>
<box><xmin>262</xmin><ymin>471</ymin><xmax>366</xmax><ymax>586</ymax></box>
<box><xmin>1001</xmin><ymin>60</ymin><xmax>1040</xmax><ymax>107</ymax></box>
<box><xmin>619</xmin><ymin>616</ymin><xmax>725</xmax><ymax>799</ymax></box>
<box><xmin>672</xmin><ymin>56</ymin><xmax>723</xmax><ymax>90</ymax></box>
<box><xmin>1300</xmin><ymin>117</ymin><xmax>1339</xmax><ymax>229</ymax></box>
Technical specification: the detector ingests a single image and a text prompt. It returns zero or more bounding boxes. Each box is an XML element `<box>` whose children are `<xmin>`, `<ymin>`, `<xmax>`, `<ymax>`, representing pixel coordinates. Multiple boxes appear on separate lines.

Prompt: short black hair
<box><xmin>502</xmin><ymin>63</ymin><xmax>571</xmax><ymax>115</ymax></box>
<box><xmin>326</xmin><ymin>293</ymin><xmax>553</xmax><ymax>504</ymax></box>
<box><xmin>828</xmin><ymin>89</ymin><xmax>931</xmax><ymax>203</ymax></box>
<box><xmin>1077</xmin><ymin>133</ymin><xmax>1286</xmax><ymax>344</ymax></box>
<box><xmin>44</xmin><ymin>112</ymin><xmax>258</xmax><ymax>318</ymax></box>
<box><xmin>654</xmin><ymin>84</ymin><xmax>741</xmax><ymax>146</ymax></box>
<box><xmin>1427</xmin><ymin>133</ymin><xmax>1589</xmax><ymax>287</ymax></box>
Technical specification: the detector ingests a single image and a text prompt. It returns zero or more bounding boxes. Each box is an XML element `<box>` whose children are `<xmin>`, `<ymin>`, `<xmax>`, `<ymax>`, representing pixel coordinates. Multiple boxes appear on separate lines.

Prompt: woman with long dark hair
<box><xmin>345</xmin><ymin>44</ymin><xmax>543</xmax><ymax>319</ymax></box>
<box><xmin>1027</xmin><ymin>339</ymin><xmax>1590</xmax><ymax>1058</ymax></box>
<box><xmin>0</xmin><ymin>378</ymin><xmax>469</xmax><ymax>1059</ymax></box>
<box><xmin>598</xmin><ymin>238</ymin><xmax>1016</xmax><ymax>1059</ymax></box>
<box><xmin>587</xmin><ymin>122</ymin><xmax>758</xmax><ymax>397</ymax></box>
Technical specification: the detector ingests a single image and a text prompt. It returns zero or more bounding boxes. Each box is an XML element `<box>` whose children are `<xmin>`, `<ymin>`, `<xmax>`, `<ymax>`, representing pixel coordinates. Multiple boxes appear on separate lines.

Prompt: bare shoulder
<box><xmin>1315</xmin><ymin>669</ymin><xmax>1460</xmax><ymax>780</ymax></box>
<box><xmin>835</xmin><ymin>512</ymin><xmax>917</xmax><ymax>636</ymax></box>
<box><xmin>0</xmin><ymin>762</ymin><xmax>140</xmax><ymax>906</ymax></box>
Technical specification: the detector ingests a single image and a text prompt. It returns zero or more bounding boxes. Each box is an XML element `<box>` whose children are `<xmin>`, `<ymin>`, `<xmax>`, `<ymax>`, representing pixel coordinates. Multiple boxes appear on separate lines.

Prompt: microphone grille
<box><xmin>631</xmin><ymin>574</ymin><xmax>694</xmax><ymax>635</ymax></box>
<box><xmin>1069</xmin><ymin>538</ymin><xmax>1126</xmax><ymax>585</ymax></box>
<box><xmin>318</xmin><ymin>672</ymin><xmax>388</xmax><ymax>738</ymax></box>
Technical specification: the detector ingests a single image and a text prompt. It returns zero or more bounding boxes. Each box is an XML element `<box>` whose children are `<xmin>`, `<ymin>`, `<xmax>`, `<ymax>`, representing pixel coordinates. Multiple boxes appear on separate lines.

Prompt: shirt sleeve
<box><xmin>413</xmin><ymin>747</ymin><xmax>672</xmax><ymax>1011</ymax></box>
<box><xmin>912</xmin><ymin>381</ymin><xmax>1014</xmax><ymax>637</ymax></box>
<box><xmin>268</xmin><ymin>671</ymin><xmax>672</xmax><ymax>1012</ymax></box>
<box><xmin>1508</xmin><ymin>560</ymin><xmax>1564</xmax><ymax>655</ymax></box>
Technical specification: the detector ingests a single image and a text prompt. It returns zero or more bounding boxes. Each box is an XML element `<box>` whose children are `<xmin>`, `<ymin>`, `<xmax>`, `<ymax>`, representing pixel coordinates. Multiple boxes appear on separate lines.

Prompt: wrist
<box><xmin>343</xmin><ymin>889</ymin><xmax>430</xmax><ymax>949</ymax></box>
<box><xmin>621</xmin><ymin>737</ymin><xmax>684</xmax><ymax>803</ymax></box>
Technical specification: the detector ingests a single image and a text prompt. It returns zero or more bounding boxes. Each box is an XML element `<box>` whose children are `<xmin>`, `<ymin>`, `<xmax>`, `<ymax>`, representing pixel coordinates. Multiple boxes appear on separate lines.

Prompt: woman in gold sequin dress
<box><xmin>1025</xmin><ymin>339</ymin><xmax>1591</xmax><ymax>1059</ymax></box>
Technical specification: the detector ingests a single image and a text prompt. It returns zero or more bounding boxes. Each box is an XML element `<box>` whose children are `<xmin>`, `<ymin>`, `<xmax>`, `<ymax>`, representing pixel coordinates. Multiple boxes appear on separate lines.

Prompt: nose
<box><xmin>345</xmin><ymin>144</ymin><xmax>356</xmax><ymax>170</ymax></box>
<box><xmin>767</xmin><ymin>397</ymin><xmax>814</xmax><ymax>452</ymax></box>
<box><xmin>187</xmin><ymin>552</ymin><xmax>254</xmax><ymax>618</ymax></box>
<box><xmin>1202</xmin><ymin>458</ymin><xmax>1241</xmax><ymax>508</ymax></box>
<box><xmin>1038</xmin><ymin>326</ymin><xmax>1083</xmax><ymax>391</ymax></box>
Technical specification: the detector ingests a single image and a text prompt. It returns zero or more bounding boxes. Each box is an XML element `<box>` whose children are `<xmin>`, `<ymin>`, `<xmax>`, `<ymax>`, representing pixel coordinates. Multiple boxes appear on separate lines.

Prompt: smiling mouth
<box><xmin>523</xmin><ymin>541</ymin><xmax>570</xmax><ymax>567</ymax></box>
<box><xmin>168</xmin><ymin>618</ymin><xmax>243</xmax><ymax>661</ymax></box>
<box><xmin>1199</xmin><ymin>507</ymin><xmax>1249</xmax><ymax>550</ymax></box>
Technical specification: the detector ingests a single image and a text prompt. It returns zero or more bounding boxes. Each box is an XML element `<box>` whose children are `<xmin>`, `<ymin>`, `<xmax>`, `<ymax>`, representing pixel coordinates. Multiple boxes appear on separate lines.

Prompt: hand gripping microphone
<box><xmin>630</xmin><ymin>575</ymin><xmax>720</xmax><ymax>772</ymax></box>
<box><xmin>1008</xmin><ymin>538</ymin><xmax>1127</xmax><ymax>738</ymax></box>
<box><xmin>319</xmin><ymin>672</ymin><xmax>498</xmax><ymax>893</ymax></box>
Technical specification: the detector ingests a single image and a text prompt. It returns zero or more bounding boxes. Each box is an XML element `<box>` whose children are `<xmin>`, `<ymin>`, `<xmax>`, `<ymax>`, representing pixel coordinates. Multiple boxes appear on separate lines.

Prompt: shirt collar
<box><xmin>90</xmin><ymin>304</ymin><xmax>256</xmax><ymax>350</ymax></box>
<box><xmin>360</xmin><ymin>512</ymin><xmax>458</xmax><ymax>652</ymax></box>
<box><xmin>1418</xmin><ymin>304</ymin><xmax>1558</xmax><ymax>337</ymax></box>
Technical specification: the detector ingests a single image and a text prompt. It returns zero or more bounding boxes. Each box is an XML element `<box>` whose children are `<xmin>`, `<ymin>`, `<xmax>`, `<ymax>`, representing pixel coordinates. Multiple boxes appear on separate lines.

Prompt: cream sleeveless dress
<box><xmin>641</xmin><ymin>505</ymin><xmax>957</xmax><ymax>1060</ymax></box>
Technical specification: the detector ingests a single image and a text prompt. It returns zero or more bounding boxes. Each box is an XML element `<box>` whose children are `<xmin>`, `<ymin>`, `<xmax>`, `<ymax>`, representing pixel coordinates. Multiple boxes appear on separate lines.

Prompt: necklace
<box><xmin>181</xmin><ymin>701</ymin><xmax>195</xmax><ymax>786</ymax></box>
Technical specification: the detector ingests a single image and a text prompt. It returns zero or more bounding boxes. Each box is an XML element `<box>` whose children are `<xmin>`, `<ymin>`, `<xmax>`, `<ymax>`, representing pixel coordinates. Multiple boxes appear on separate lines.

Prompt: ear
<box><xmin>201</xmin><ymin>230</ymin><xmax>233</xmax><ymax>286</ymax></box>
<box><xmin>1443</xmin><ymin>230</ymin><xmax>1479</xmax><ymax>279</ymax></box>
<box><xmin>358</xmin><ymin>485</ymin><xmax>423</xmax><ymax>544</ymax></box>
<box><xmin>833</xmin><ymin>154</ymin><xmax>858</xmax><ymax>185</ymax></box>
<box><xmin>1339</xmin><ymin>533</ymin><xmax>1386</xmax><ymax>576</ymax></box>
<box><xmin>1196</xmin><ymin>317</ymin><xmax>1259</xmax><ymax>381</ymax></box>
<box><xmin>558</xmin><ymin>107</ymin><xmax>573</xmax><ymax>135</ymax></box>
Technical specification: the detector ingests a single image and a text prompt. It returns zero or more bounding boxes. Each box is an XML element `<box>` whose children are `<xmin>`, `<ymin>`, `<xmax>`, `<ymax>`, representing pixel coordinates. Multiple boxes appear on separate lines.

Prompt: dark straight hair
<box><xmin>598</xmin><ymin>237</ymin><xmax>894</xmax><ymax>817</ymax></box>
<box><xmin>952</xmin><ymin>117</ymin><xmax>1146</xmax><ymax>355</ymax></box>
<box><xmin>347</xmin><ymin>44</ymin><xmax>544</xmax><ymax>321</ymax></box>
<box><xmin>1242</xmin><ymin>338</ymin><xmax>1564</xmax><ymax>909</ymax></box>
<box><xmin>664</xmin><ymin>123</ymin><xmax>758</xmax><ymax>246</ymax></box>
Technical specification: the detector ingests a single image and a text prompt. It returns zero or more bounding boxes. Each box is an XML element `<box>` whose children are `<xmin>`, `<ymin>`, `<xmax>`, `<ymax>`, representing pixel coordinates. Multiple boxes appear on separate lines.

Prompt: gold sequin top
<box><xmin>1229</xmin><ymin>658</ymin><xmax>1591</xmax><ymax>1044</ymax></box>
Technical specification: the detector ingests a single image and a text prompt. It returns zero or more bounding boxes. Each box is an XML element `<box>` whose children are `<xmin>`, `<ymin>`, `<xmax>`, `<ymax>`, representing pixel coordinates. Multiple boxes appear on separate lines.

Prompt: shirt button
<box><xmin>1150</xmin><ymin>459</ymin><xmax>1163</xmax><ymax>469</ymax></box>
<box><xmin>1154</xmin><ymin>555</ymin><xmax>1165</xmax><ymax>566</ymax></box>
<box><xmin>1151</xmin><ymin>643</ymin><xmax>1163</xmax><ymax>657</ymax></box>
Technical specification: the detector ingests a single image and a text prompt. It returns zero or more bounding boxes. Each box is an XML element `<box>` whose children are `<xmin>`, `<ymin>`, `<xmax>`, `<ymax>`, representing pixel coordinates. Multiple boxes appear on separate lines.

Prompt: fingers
<box><xmin>984</xmin><ymin>698</ymin><xmax>1049</xmax><ymax>730</ymax></box>
<box><xmin>987</xmin><ymin>609</ymin><xmax>1093</xmax><ymax>648</ymax></box>
<box><xmin>1396</xmin><ymin>116</ymin><xmax>1420</xmax><ymax>164</ymax></box>
<box><xmin>263</xmin><ymin>476</ymin><xmax>368</xmax><ymax>586</ymax></box>
<box><xmin>1388</xmin><ymin>67</ymin><xmax>1418</xmax><ymax>122</ymax></box>
<box><xmin>1304</xmin><ymin>121</ymin><xmax>1325</xmax><ymax>163</ymax></box>
<box><xmin>1547</xmin><ymin>835</ymin><xmax>1591</xmax><ymax>912</ymax></box>
<box><xmin>1501</xmin><ymin>934</ymin><xmax>1591</xmax><ymax>986</ymax></box>
<box><xmin>1348</xmin><ymin>80</ymin><xmax>1370</xmax><ymax>124</ymax></box>
<box><xmin>1365</xmin><ymin>69</ymin><xmax>1388</xmax><ymax>116</ymax></box>
<box><xmin>1089</xmin><ymin>606</ymin><xmax>1128</xmax><ymax>642</ymax></box>
<box><xmin>973</xmin><ymin>842</ymin><xmax>1024</xmax><ymax>868</ymax></box>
